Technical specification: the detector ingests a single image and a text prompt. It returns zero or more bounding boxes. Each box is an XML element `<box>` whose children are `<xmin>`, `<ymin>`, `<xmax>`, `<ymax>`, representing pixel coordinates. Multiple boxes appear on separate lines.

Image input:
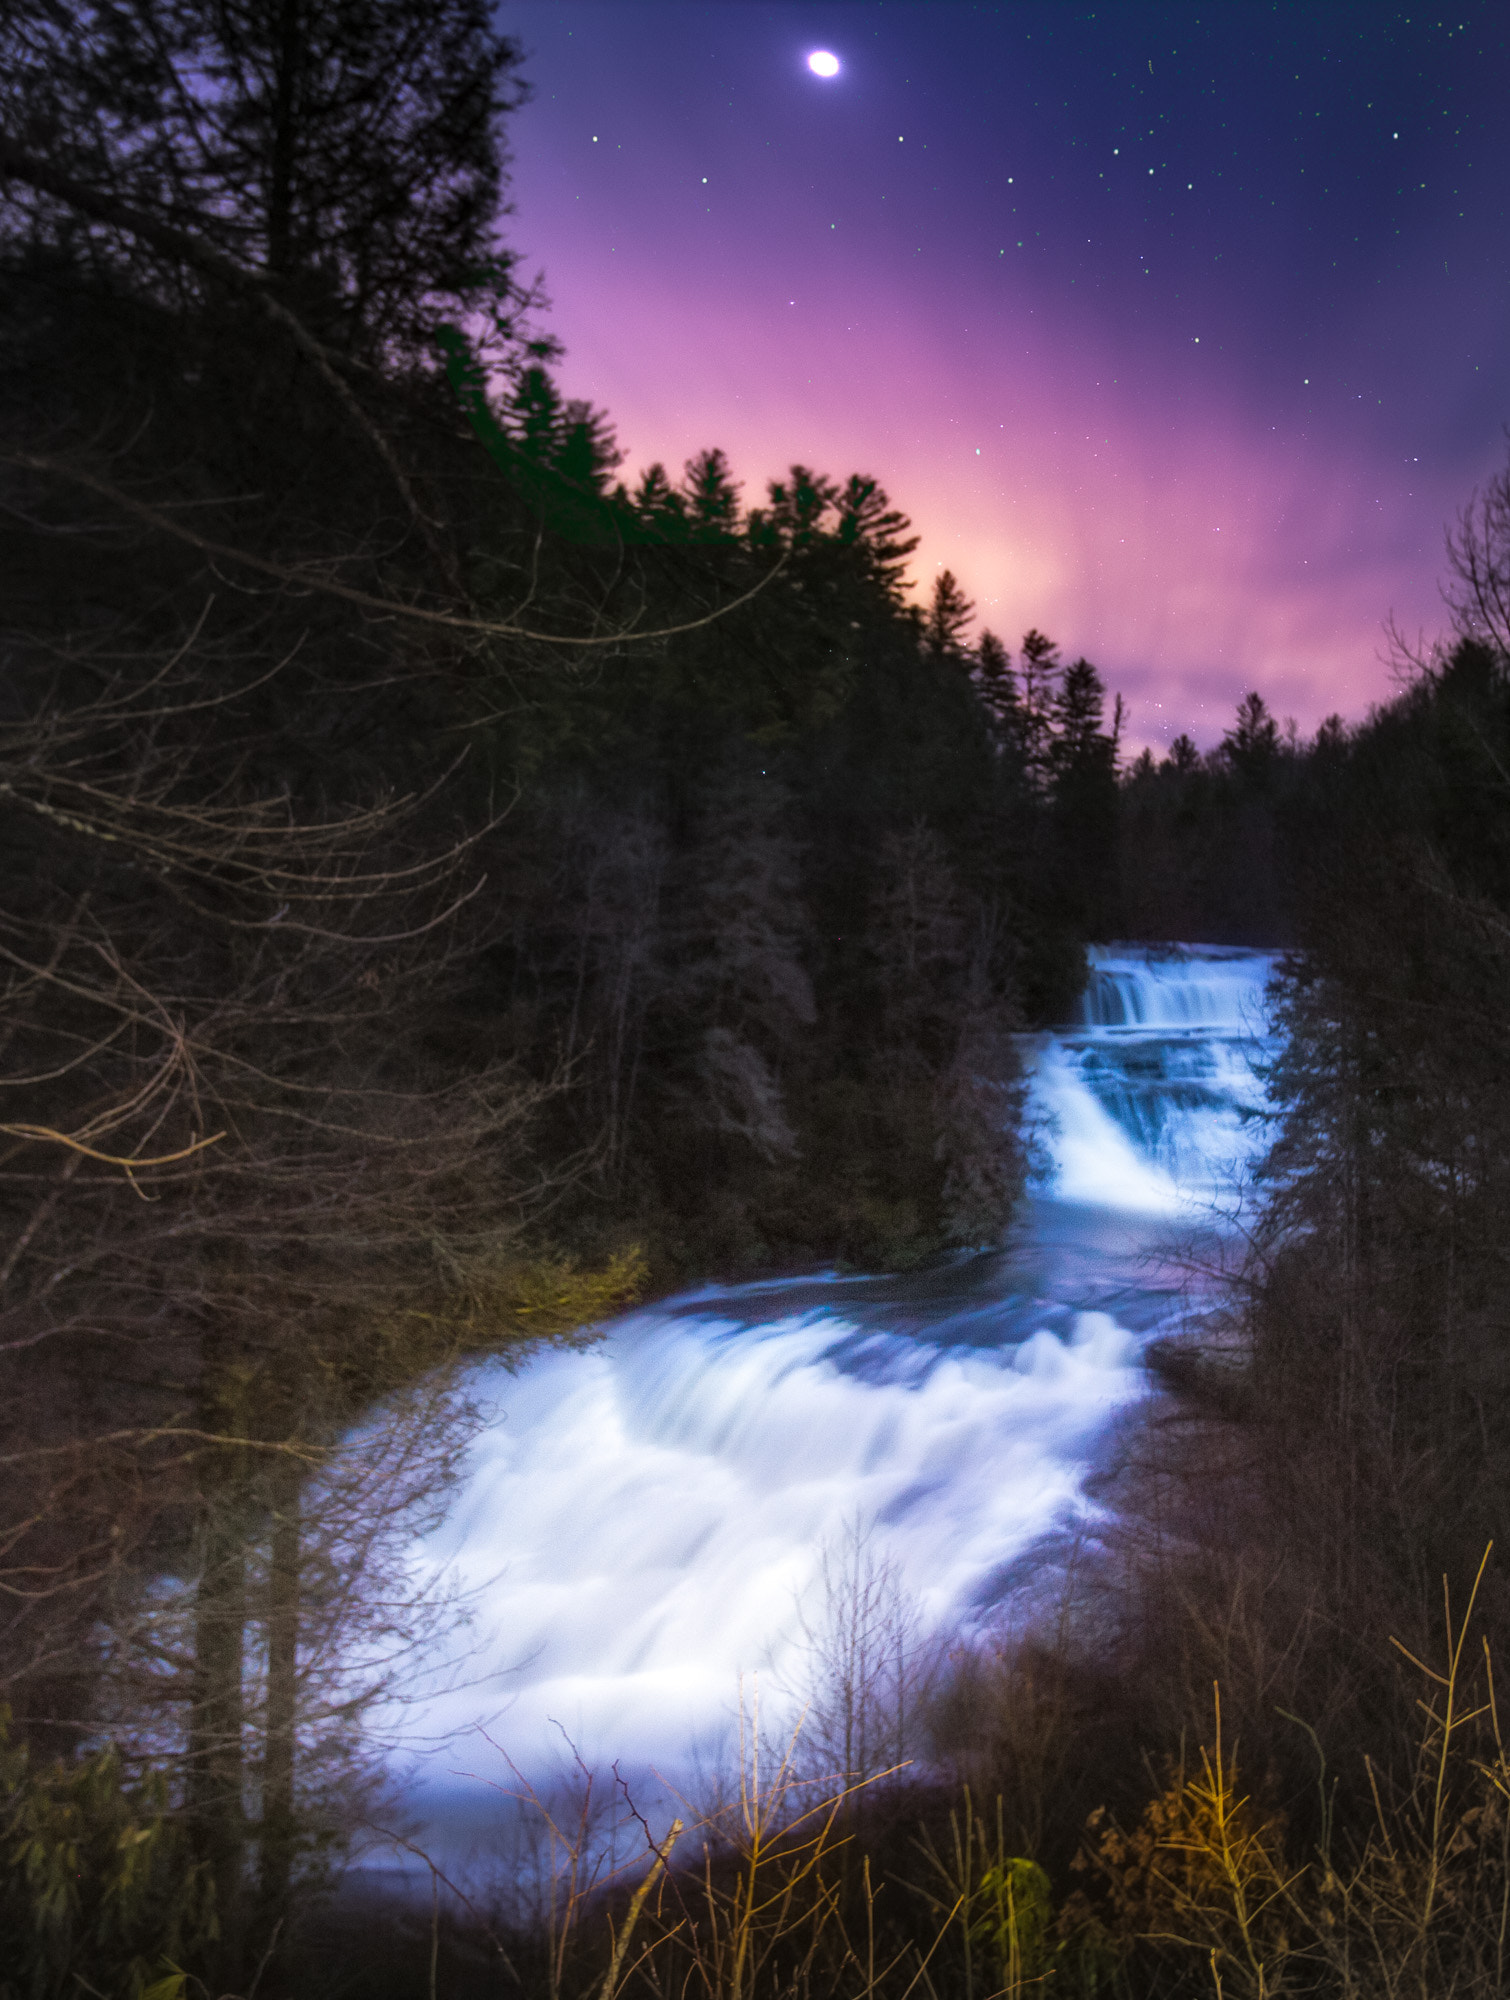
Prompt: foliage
<box><xmin>0</xmin><ymin>0</ymin><xmax>537</xmax><ymax>367</ymax></box>
<box><xmin>915</xmin><ymin>1789</ymin><xmax>1114</xmax><ymax>1999</ymax></box>
<box><xmin>1080</xmin><ymin>1696</ymin><xmax>1300</xmax><ymax>1998</ymax></box>
<box><xmin>0</xmin><ymin>1720</ymin><xmax>213</xmax><ymax>2000</ymax></box>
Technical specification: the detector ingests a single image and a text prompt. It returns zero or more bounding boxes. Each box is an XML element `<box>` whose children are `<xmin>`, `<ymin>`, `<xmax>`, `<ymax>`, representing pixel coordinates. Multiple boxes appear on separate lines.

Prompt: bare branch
<box><xmin>6</xmin><ymin>451</ymin><xmax>787</xmax><ymax>648</ymax></box>
<box><xmin>0</xmin><ymin>1122</ymin><xmax>226</xmax><ymax>1170</ymax></box>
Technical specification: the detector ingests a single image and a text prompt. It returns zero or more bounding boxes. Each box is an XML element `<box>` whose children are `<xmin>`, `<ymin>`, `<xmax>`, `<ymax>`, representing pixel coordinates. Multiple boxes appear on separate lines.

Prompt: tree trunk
<box><xmin>257</xmin><ymin>1454</ymin><xmax>302</xmax><ymax>1955</ymax></box>
<box><xmin>189</xmin><ymin>1436</ymin><xmax>250</xmax><ymax>1988</ymax></box>
<box><xmin>267</xmin><ymin>0</ymin><xmax>302</xmax><ymax>275</ymax></box>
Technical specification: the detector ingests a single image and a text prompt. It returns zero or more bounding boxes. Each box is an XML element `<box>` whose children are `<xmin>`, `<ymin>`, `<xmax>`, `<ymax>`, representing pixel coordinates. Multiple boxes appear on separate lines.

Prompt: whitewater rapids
<box><xmin>381</xmin><ymin>944</ymin><xmax>1277</xmax><ymax>1854</ymax></box>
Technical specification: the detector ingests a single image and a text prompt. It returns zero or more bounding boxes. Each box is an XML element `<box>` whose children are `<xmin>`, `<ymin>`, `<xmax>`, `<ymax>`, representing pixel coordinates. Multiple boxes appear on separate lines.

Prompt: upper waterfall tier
<box><xmin>1026</xmin><ymin>944</ymin><xmax>1279</xmax><ymax>1217</ymax></box>
<box><xmin>1069</xmin><ymin>943</ymin><xmax>1280</xmax><ymax>1037</ymax></box>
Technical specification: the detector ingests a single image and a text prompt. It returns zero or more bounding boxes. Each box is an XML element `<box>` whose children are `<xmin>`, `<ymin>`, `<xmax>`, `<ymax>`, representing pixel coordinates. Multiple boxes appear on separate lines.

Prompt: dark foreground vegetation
<box><xmin>4</xmin><ymin>2</ymin><xmax>1510</xmax><ymax>1993</ymax></box>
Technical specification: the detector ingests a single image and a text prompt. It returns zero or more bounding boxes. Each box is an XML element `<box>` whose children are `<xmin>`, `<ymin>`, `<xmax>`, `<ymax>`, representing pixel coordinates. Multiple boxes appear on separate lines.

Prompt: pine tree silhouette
<box><xmin>924</xmin><ymin>569</ymin><xmax>976</xmax><ymax>666</ymax></box>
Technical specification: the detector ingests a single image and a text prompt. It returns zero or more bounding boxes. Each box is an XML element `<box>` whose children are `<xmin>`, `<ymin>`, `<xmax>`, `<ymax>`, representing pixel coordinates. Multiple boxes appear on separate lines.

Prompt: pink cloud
<box><xmin>513</xmin><ymin>153</ymin><xmax>1479</xmax><ymax>749</ymax></box>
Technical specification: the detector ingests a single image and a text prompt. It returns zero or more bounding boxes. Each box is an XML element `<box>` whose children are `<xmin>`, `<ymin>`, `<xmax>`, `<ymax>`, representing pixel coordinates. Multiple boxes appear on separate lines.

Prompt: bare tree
<box><xmin>781</xmin><ymin>1518</ymin><xmax>935</xmax><ymax>1790</ymax></box>
<box><xmin>1445</xmin><ymin>447</ymin><xmax>1510</xmax><ymax>656</ymax></box>
<box><xmin>0</xmin><ymin>611</ymin><xmax>662</xmax><ymax>1980</ymax></box>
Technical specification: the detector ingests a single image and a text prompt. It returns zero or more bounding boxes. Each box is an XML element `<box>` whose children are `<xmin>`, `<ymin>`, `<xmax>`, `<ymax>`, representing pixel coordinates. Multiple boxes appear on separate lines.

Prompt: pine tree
<box><xmin>1051</xmin><ymin>658</ymin><xmax>1114</xmax><ymax>772</ymax></box>
<box><xmin>1048</xmin><ymin>659</ymin><xmax>1121</xmax><ymax>935</ymax></box>
<box><xmin>0</xmin><ymin>0</ymin><xmax>534</xmax><ymax>365</ymax></box>
<box><xmin>924</xmin><ymin>568</ymin><xmax>976</xmax><ymax>667</ymax></box>
<box><xmin>832</xmin><ymin>474</ymin><xmax>919</xmax><ymax>600</ymax></box>
<box><xmin>1224</xmin><ymin>691</ymin><xmax>1281</xmax><ymax>784</ymax></box>
<box><xmin>511</xmin><ymin>363</ymin><xmax>565</xmax><ymax>461</ymax></box>
<box><xmin>555</xmin><ymin>398</ymin><xmax>622</xmax><ymax>491</ymax></box>
<box><xmin>975</xmin><ymin>628</ymin><xmax>1023</xmax><ymax>757</ymax></box>
<box><xmin>634</xmin><ymin>462</ymin><xmax>688</xmax><ymax>534</ymax></box>
<box><xmin>682</xmin><ymin>447</ymin><xmax>742</xmax><ymax>540</ymax></box>
<box><xmin>1016</xmin><ymin>628</ymin><xmax>1064</xmax><ymax>785</ymax></box>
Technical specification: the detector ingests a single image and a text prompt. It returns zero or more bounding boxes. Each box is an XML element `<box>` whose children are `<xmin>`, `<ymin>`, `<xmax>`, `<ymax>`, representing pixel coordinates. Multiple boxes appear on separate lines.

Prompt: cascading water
<box><xmin>381</xmin><ymin>944</ymin><xmax>1277</xmax><ymax>1865</ymax></box>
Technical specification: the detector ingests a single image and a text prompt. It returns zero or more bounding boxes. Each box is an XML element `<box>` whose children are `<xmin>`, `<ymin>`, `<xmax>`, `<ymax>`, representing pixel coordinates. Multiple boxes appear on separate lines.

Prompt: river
<box><xmin>378</xmin><ymin>942</ymin><xmax>1278</xmax><ymax>1876</ymax></box>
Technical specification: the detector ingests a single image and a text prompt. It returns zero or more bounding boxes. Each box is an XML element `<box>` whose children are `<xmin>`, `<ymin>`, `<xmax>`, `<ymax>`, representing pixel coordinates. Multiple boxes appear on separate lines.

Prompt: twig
<box><xmin>7</xmin><ymin>452</ymin><xmax>788</xmax><ymax>649</ymax></box>
<box><xmin>597</xmin><ymin>1818</ymin><xmax>684</xmax><ymax>2000</ymax></box>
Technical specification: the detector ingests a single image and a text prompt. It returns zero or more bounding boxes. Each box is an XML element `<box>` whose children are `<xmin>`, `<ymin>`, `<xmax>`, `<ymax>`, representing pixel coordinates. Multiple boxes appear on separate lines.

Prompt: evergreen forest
<box><xmin>6</xmin><ymin>5</ymin><xmax>1510</xmax><ymax>1995</ymax></box>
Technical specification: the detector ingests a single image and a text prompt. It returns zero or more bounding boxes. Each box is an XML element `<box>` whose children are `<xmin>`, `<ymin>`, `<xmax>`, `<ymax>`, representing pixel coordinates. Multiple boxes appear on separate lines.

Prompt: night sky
<box><xmin>497</xmin><ymin>2</ymin><xmax>1510</xmax><ymax>748</ymax></box>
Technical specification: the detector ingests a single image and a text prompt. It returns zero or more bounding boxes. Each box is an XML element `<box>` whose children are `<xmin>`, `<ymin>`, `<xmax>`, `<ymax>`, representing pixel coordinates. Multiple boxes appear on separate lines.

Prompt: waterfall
<box><xmin>1032</xmin><ymin>943</ymin><xmax>1277</xmax><ymax>1215</ymax></box>
<box><xmin>380</xmin><ymin>944</ymin><xmax>1277</xmax><ymax>1864</ymax></box>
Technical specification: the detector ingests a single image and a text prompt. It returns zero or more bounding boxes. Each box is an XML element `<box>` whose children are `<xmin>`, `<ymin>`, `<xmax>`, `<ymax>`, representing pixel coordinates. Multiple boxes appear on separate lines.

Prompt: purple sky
<box><xmin>497</xmin><ymin>2</ymin><xmax>1510</xmax><ymax>747</ymax></box>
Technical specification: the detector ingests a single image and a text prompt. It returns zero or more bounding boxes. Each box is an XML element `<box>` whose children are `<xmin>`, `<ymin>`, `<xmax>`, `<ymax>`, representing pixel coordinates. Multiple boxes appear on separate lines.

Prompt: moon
<box><xmin>807</xmin><ymin>50</ymin><xmax>841</xmax><ymax>78</ymax></box>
